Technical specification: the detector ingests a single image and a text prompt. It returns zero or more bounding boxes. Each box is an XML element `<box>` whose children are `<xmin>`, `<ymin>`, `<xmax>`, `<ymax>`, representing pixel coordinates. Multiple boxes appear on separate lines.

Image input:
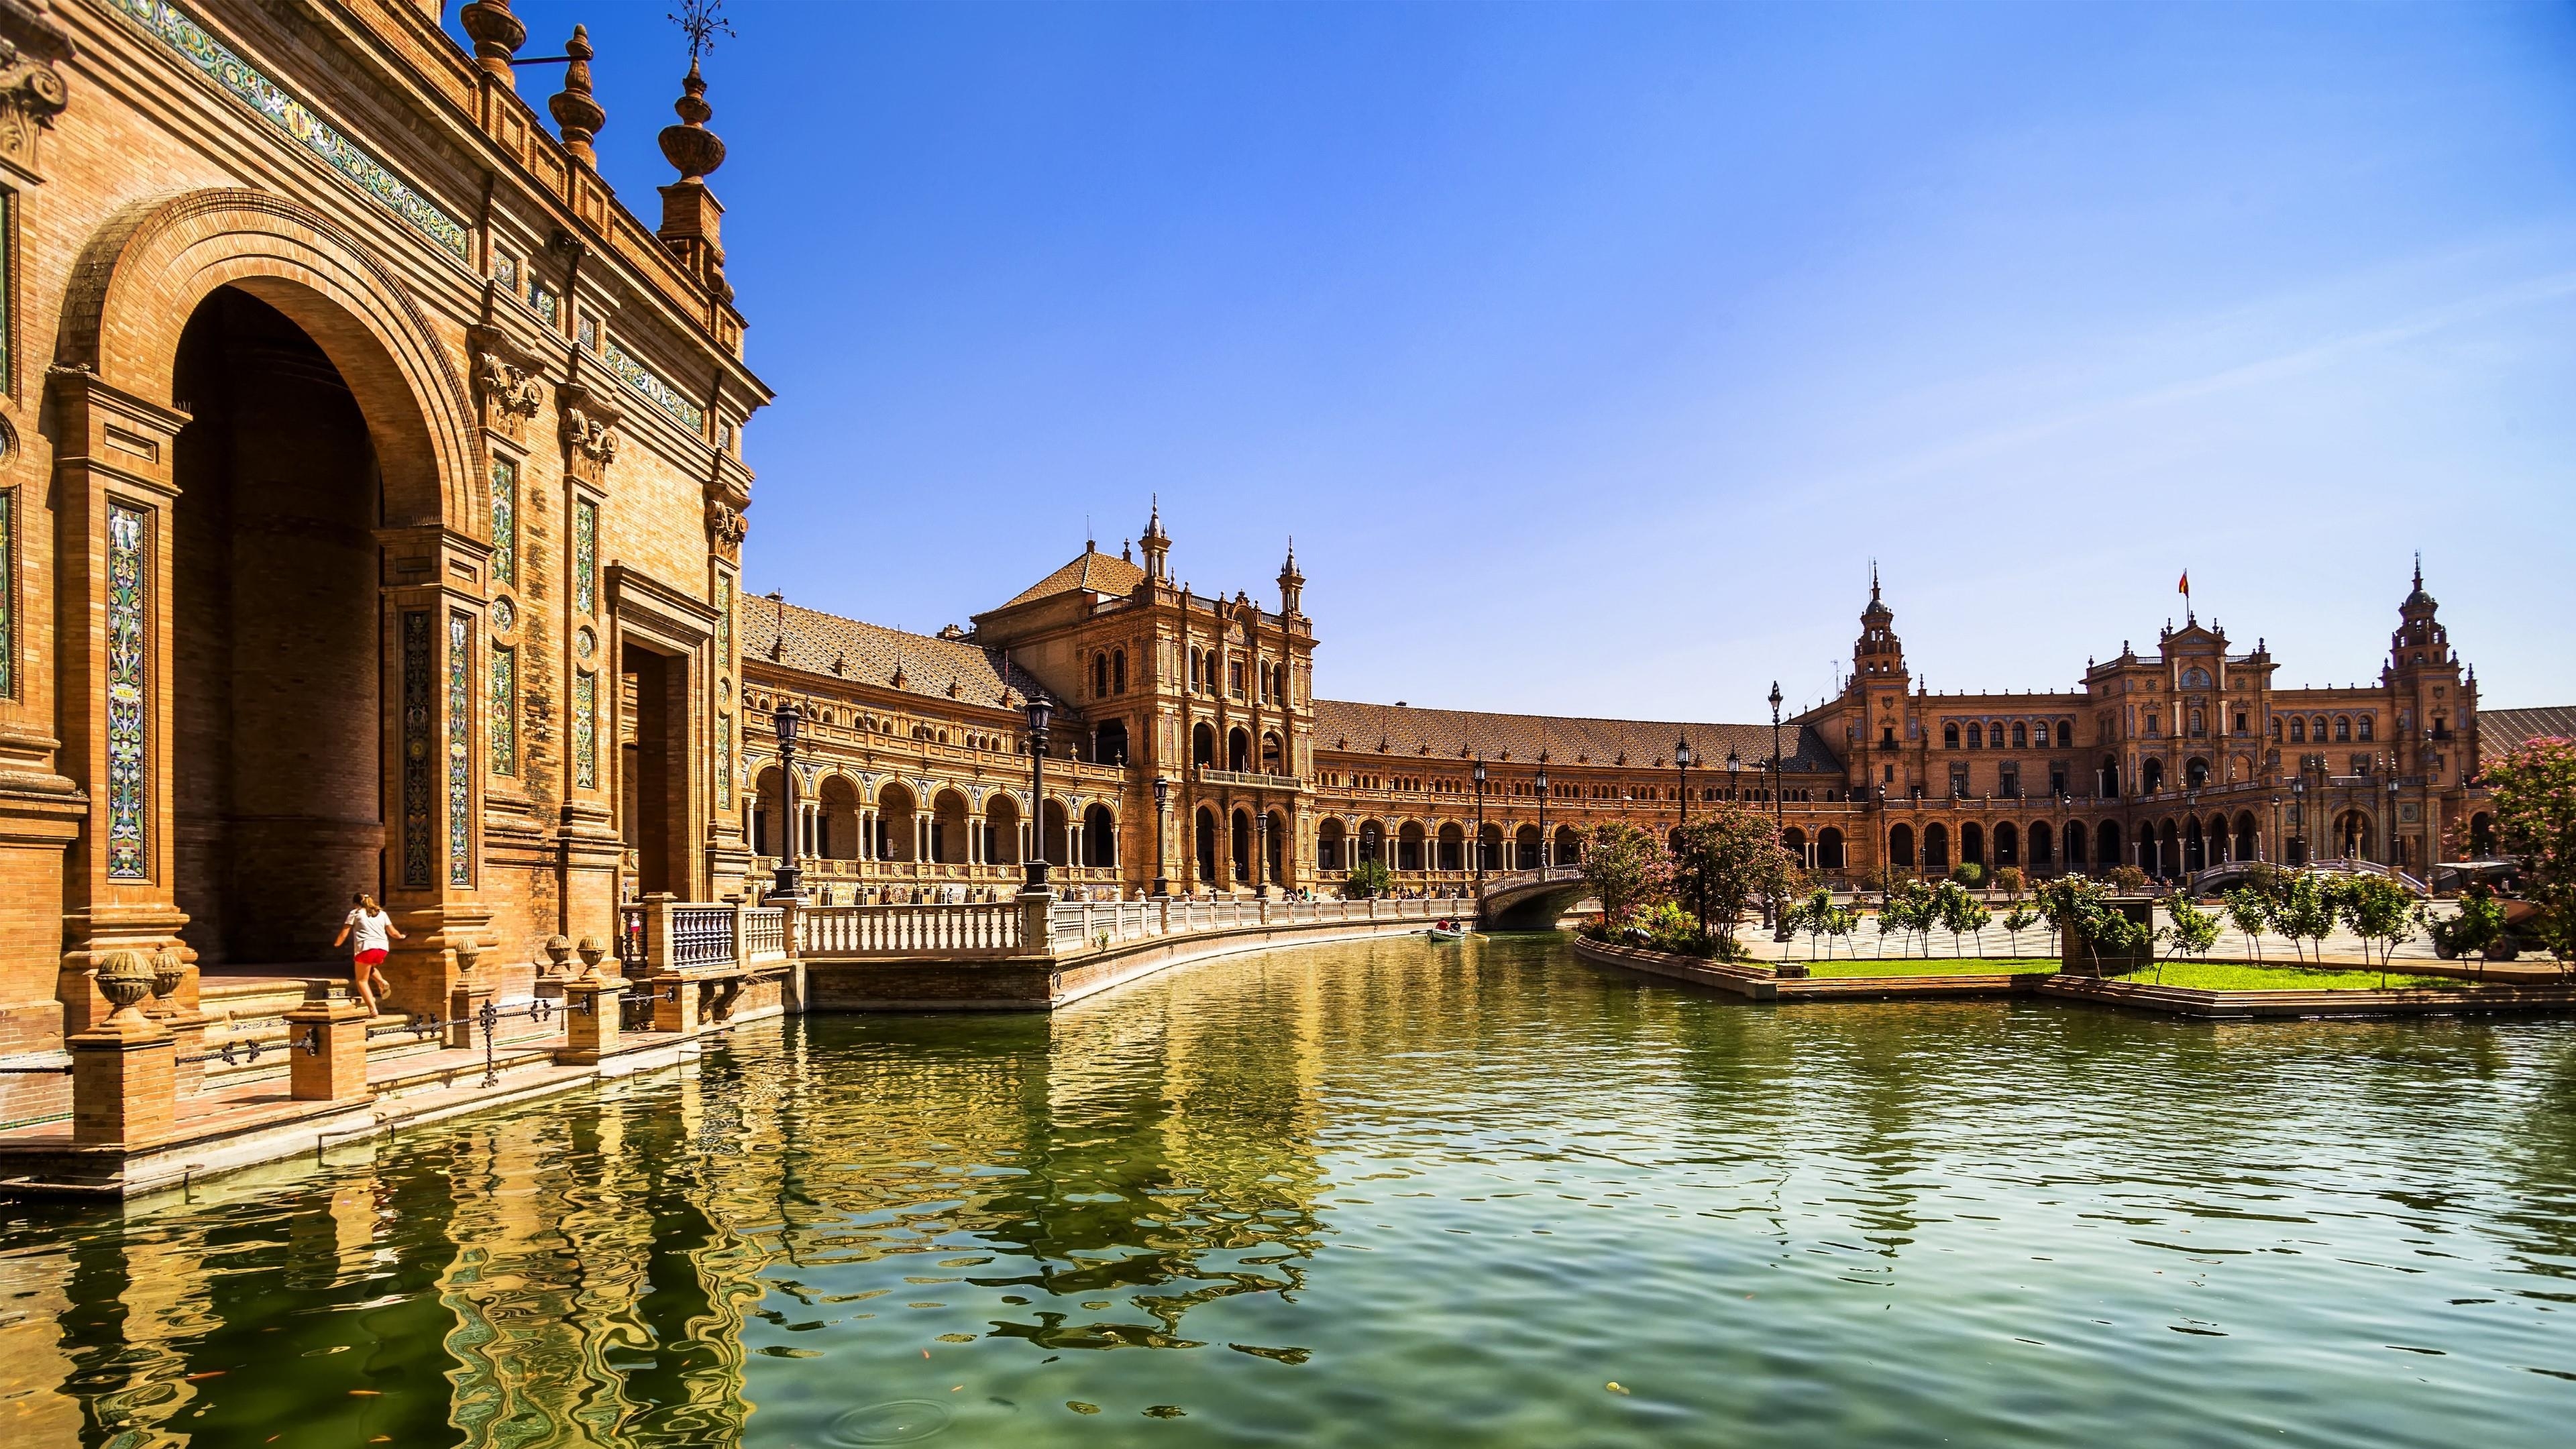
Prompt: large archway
<box><xmin>62</xmin><ymin>191</ymin><xmax>490</xmax><ymax>1002</ymax></box>
<box><xmin>169</xmin><ymin>288</ymin><xmax>383</xmax><ymax>967</ymax></box>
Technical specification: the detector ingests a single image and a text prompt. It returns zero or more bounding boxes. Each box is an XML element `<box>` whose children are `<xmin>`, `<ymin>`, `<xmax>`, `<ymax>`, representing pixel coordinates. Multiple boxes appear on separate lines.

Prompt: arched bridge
<box><xmin>2186</xmin><ymin>857</ymin><xmax>2428</xmax><ymax>898</ymax></box>
<box><xmin>1478</xmin><ymin>866</ymin><xmax>1595</xmax><ymax>930</ymax></box>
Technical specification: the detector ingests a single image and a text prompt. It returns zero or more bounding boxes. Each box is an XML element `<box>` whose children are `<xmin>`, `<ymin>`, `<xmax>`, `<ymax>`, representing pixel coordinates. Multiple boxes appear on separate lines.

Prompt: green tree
<box><xmin>2336</xmin><ymin>873</ymin><xmax>2425</xmax><ymax>986</ymax></box>
<box><xmin>1935</xmin><ymin>880</ymin><xmax>1991</xmax><ymax>957</ymax></box>
<box><xmin>2430</xmin><ymin>883</ymin><xmax>2508</xmax><ymax>975</ymax></box>
<box><xmin>2000</xmin><ymin>903</ymin><xmax>2042</xmax><ymax>958</ymax></box>
<box><xmin>1994</xmin><ymin>865</ymin><xmax>2027</xmax><ymax>902</ymax></box>
<box><xmin>2221</xmin><ymin>887</ymin><xmax>2273</xmax><ymax>965</ymax></box>
<box><xmin>2040</xmin><ymin>876</ymin><xmax>2152</xmax><ymax>977</ymax></box>
<box><xmin>2485</xmin><ymin>736</ymin><xmax>2576</xmax><ymax>970</ymax></box>
<box><xmin>1668</xmin><ymin>802</ymin><xmax>1795</xmax><ymax>955</ymax></box>
<box><xmin>2159</xmin><ymin>897</ymin><xmax>2222</xmax><ymax>983</ymax></box>
<box><xmin>1825</xmin><ymin>901</ymin><xmax>1861</xmax><ymax>959</ymax></box>
<box><xmin>1878</xmin><ymin>880</ymin><xmax>1936</xmax><ymax>958</ymax></box>
<box><xmin>1792</xmin><ymin>887</ymin><xmax>1836</xmax><ymax>960</ymax></box>
<box><xmin>1341</xmin><ymin>859</ymin><xmax>1391</xmax><ymax>900</ymax></box>
<box><xmin>1578</xmin><ymin>822</ymin><xmax>1669</xmax><ymax>933</ymax></box>
<box><xmin>2272</xmin><ymin>870</ymin><xmax>2338</xmax><ymax>965</ymax></box>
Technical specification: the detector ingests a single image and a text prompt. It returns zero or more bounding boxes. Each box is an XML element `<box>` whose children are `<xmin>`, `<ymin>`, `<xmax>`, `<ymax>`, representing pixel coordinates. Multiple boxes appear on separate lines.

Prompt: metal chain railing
<box><xmin>473</xmin><ymin>996</ymin><xmax>559</xmax><ymax>1087</ymax></box>
<box><xmin>176</xmin><ymin>1026</ymin><xmax>319</xmax><ymax>1068</ymax></box>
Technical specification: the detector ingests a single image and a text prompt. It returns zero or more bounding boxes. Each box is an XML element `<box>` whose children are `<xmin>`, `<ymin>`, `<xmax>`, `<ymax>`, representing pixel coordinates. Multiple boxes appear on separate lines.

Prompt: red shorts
<box><xmin>356</xmin><ymin>949</ymin><xmax>388</xmax><ymax>967</ymax></box>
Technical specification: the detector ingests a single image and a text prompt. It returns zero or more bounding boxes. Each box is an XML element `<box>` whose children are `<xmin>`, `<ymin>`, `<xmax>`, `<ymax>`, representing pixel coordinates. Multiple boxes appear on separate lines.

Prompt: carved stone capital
<box><xmin>557</xmin><ymin>380</ymin><xmax>623</xmax><ymax>486</ymax></box>
<box><xmin>0</xmin><ymin>0</ymin><xmax>74</xmax><ymax>178</ymax></box>
<box><xmin>468</xmin><ymin>329</ymin><xmax>545</xmax><ymax>445</ymax></box>
<box><xmin>704</xmin><ymin>498</ymin><xmax>747</xmax><ymax>562</ymax></box>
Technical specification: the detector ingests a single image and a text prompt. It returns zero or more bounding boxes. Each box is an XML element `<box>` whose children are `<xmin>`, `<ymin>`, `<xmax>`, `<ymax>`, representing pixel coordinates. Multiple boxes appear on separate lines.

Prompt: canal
<box><xmin>3</xmin><ymin>934</ymin><xmax>2572</xmax><ymax>1447</ymax></box>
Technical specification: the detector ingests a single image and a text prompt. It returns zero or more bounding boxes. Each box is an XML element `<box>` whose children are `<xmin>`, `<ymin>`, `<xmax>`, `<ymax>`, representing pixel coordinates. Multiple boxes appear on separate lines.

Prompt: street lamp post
<box><xmin>1771</xmin><ymin>682</ymin><xmax>1791</xmax><ymax>940</ymax></box>
<box><xmin>1152</xmin><ymin>774</ymin><xmax>1171</xmax><ymax>896</ymax></box>
<box><xmin>2290</xmin><ymin>775</ymin><xmax>2306</xmax><ymax>866</ymax></box>
<box><xmin>1024</xmin><ymin>694</ymin><xmax>1053</xmax><ymax>894</ymax></box>
<box><xmin>1472</xmin><ymin>757</ymin><xmax>1488</xmax><ymax>898</ymax></box>
<box><xmin>1536</xmin><ymin>761</ymin><xmax>1550</xmax><ymax>873</ymax></box>
<box><xmin>1255</xmin><ymin>811</ymin><xmax>1271</xmax><ymax>899</ymax></box>
<box><xmin>1675</xmin><ymin>737</ymin><xmax>1693</xmax><ymax>826</ymax></box>
<box><xmin>2387</xmin><ymin>774</ymin><xmax>2401</xmax><ymax>870</ymax></box>
<box><xmin>768</xmin><ymin>700</ymin><xmax>804</xmax><ymax>903</ymax></box>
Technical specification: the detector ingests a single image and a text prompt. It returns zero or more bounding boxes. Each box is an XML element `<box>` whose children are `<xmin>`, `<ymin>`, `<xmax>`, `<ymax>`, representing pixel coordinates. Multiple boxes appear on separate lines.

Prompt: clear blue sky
<box><xmin>473</xmin><ymin>1</ymin><xmax>2576</xmax><ymax>720</ymax></box>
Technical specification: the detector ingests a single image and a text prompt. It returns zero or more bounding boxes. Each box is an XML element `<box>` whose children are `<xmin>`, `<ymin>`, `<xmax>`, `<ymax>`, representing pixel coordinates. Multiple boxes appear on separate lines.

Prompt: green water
<box><xmin>5</xmin><ymin>934</ymin><xmax>2575</xmax><ymax>1448</ymax></box>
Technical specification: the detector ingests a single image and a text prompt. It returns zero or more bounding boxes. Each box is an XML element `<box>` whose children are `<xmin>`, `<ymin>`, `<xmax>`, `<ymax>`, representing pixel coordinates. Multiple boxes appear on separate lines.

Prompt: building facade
<box><xmin>746</xmin><ymin>511</ymin><xmax>2516</xmax><ymax>906</ymax></box>
<box><xmin>0</xmin><ymin>0</ymin><xmax>770</xmax><ymax>1063</ymax></box>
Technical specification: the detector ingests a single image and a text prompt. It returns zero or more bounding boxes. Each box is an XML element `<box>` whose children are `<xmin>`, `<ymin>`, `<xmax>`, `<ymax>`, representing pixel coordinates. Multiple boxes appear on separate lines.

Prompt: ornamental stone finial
<box><xmin>460</xmin><ymin>0</ymin><xmax>525</xmax><ymax>85</ymax></box>
<box><xmin>549</xmin><ymin>25</ymin><xmax>605</xmax><ymax>168</ymax></box>
<box><xmin>659</xmin><ymin>57</ymin><xmax>725</xmax><ymax>182</ymax></box>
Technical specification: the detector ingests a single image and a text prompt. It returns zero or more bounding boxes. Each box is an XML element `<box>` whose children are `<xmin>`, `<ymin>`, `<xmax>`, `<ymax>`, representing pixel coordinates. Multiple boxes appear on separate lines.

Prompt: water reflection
<box><xmin>0</xmin><ymin>936</ymin><xmax>2571</xmax><ymax>1448</ymax></box>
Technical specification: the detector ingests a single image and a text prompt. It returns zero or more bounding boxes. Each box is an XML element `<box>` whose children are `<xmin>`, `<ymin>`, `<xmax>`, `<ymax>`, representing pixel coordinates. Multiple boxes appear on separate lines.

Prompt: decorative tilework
<box><xmin>602</xmin><ymin>337</ymin><xmax>706</xmax><ymax>431</ymax></box>
<box><xmin>401</xmin><ymin>610</ymin><xmax>433</xmax><ymax>887</ymax></box>
<box><xmin>715</xmin><ymin>572</ymin><xmax>732</xmax><ymax>658</ymax></box>
<box><xmin>717</xmin><ymin>712</ymin><xmax>733</xmax><ymax>809</ymax></box>
<box><xmin>489</xmin><ymin>458</ymin><xmax>517</xmax><ymax>585</ymax></box>
<box><xmin>494</xmin><ymin>254</ymin><xmax>518</xmax><ymax>295</ymax></box>
<box><xmin>105</xmin><ymin>503</ymin><xmax>151</xmax><ymax>880</ymax></box>
<box><xmin>0</xmin><ymin>490</ymin><xmax>13</xmax><ymax>700</ymax></box>
<box><xmin>489</xmin><ymin>642</ymin><xmax>517</xmax><ymax>777</ymax></box>
<box><xmin>447</xmin><ymin>612</ymin><xmax>472</xmax><ymax>885</ymax></box>
<box><xmin>578</xmin><ymin>312</ymin><xmax>599</xmax><ymax>353</ymax></box>
<box><xmin>573</xmin><ymin>498</ymin><xmax>597</xmax><ymax>616</ymax></box>
<box><xmin>490</xmin><ymin>595</ymin><xmax>515</xmax><ymax>633</ymax></box>
<box><xmin>573</xmin><ymin>669</ymin><xmax>598</xmax><ymax>790</ymax></box>
<box><xmin>112</xmin><ymin>1</ymin><xmax>472</xmax><ymax>262</ymax></box>
<box><xmin>529</xmin><ymin>280</ymin><xmax>559</xmax><ymax>327</ymax></box>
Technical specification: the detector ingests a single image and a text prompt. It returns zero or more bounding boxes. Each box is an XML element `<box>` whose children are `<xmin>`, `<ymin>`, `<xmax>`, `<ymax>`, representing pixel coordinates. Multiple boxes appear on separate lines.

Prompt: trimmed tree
<box><xmin>1935</xmin><ymin>880</ymin><xmax>1991</xmax><ymax>957</ymax></box>
<box><xmin>2273</xmin><ymin>870</ymin><xmax>2337</xmax><ymax>966</ymax></box>
<box><xmin>2484</xmin><ymin>736</ymin><xmax>2576</xmax><ymax>973</ymax></box>
<box><xmin>2335</xmin><ymin>873</ymin><xmax>2424</xmax><ymax>987</ymax></box>
<box><xmin>1578</xmin><ymin>822</ymin><xmax>1670</xmax><ymax>936</ymax></box>
<box><xmin>2221</xmin><ymin>886</ymin><xmax>2273</xmax><ymax>965</ymax></box>
<box><xmin>2159</xmin><ymin>898</ymin><xmax>2222</xmax><ymax>983</ymax></box>
<box><xmin>1668</xmin><ymin>802</ymin><xmax>1795</xmax><ymax>958</ymax></box>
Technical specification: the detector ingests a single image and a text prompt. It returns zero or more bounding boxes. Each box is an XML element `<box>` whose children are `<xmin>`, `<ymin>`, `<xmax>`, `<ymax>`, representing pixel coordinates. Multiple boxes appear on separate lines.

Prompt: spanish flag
<box><xmin>2178</xmin><ymin>570</ymin><xmax>2190</xmax><ymax>599</ymax></box>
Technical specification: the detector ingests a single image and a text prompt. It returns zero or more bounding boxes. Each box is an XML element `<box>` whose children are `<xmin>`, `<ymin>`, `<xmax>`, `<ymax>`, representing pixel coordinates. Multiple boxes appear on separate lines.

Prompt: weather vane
<box><xmin>669</xmin><ymin>0</ymin><xmax>735</xmax><ymax>64</ymax></box>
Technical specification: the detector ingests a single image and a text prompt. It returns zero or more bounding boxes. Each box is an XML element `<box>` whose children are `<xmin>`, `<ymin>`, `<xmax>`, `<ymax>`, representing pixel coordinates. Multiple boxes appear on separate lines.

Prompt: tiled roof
<box><xmin>753</xmin><ymin>600</ymin><xmax>1061</xmax><ymax>711</ymax></box>
<box><xmin>2481</xmin><ymin>706</ymin><xmax>2576</xmax><ymax>758</ymax></box>
<box><xmin>998</xmin><ymin>546</ymin><xmax>1147</xmax><ymax>610</ymax></box>
<box><xmin>1312</xmin><ymin>699</ymin><xmax>1841</xmax><ymax>773</ymax></box>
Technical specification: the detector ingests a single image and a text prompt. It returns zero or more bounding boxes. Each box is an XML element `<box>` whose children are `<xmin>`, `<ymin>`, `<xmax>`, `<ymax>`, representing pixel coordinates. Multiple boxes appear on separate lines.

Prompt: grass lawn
<box><xmin>2113</xmin><ymin>961</ymin><xmax>2458</xmax><ymax>992</ymax></box>
<box><xmin>1805</xmin><ymin>957</ymin><xmax>2060</xmax><ymax>978</ymax></box>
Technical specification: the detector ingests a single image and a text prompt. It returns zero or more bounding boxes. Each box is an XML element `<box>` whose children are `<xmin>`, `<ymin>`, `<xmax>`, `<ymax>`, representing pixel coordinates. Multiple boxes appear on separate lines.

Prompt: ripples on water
<box><xmin>2</xmin><ymin>934</ymin><xmax>2573</xmax><ymax>1448</ymax></box>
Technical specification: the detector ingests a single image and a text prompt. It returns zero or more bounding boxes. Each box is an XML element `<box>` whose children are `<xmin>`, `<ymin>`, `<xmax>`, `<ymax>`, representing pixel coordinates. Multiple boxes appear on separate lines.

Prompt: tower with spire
<box><xmin>1853</xmin><ymin>562</ymin><xmax>1905</xmax><ymax>684</ymax></box>
<box><xmin>1277</xmin><ymin>539</ymin><xmax>1305</xmax><ymax>619</ymax></box>
<box><xmin>1138</xmin><ymin>496</ymin><xmax>1171</xmax><ymax>583</ymax></box>
<box><xmin>2384</xmin><ymin>554</ymin><xmax>2473</xmax><ymax>786</ymax></box>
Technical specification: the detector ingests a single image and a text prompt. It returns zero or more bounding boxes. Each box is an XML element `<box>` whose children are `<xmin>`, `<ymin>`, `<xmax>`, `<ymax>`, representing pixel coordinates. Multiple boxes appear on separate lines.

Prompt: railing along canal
<box><xmin>798</xmin><ymin>892</ymin><xmax>1468</xmax><ymax>960</ymax></box>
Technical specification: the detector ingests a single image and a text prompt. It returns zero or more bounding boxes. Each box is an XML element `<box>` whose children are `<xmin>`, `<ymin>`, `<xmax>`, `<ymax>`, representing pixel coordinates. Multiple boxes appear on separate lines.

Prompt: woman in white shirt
<box><xmin>329</xmin><ymin>892</ymin><xmax>404</xmax><ymax>1016</ymax></box>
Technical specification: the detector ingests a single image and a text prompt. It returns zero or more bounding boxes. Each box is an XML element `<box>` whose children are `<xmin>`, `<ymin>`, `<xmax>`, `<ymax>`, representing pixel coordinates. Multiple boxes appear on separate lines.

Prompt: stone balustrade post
<box><xmin>560</xmin><ymin>944</ymin><xmax>625</xmax><ymax>1064</ymax></box>
<box><xmin>641</xmin><ymin>892</ymin><xmax>678</xmax><ymax>976</ymax></box>
<box><xmin>445</xmin><ymin>940</ymin><xmax>491</xmax><ymax>1051</ymax></box>
<box><xmin>70</xmin><ymin>951</ymin><xmax>176</xmax><ymax>1148</ymax></box>
<box><xmin>283</xmin><ymin>994</ymin><xmax>374</xmax><ymax>1103</ymax></box>
<box><xmin>733</xmin><ymin>898</ymin><xmax>753</xmax><ymax>965</ymax></box>
<box><xmin>1018</xmin><ymin>883</ymin><xmax>1057</xmax><ymax>957</ymax></box>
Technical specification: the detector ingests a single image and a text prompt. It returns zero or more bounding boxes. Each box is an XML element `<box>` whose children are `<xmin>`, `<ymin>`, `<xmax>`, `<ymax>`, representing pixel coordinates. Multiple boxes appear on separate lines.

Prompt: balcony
<box><xmin>1195</xmin><ymin>767</ymin><xmax>1303</xmax><ymax>792</ymax></box>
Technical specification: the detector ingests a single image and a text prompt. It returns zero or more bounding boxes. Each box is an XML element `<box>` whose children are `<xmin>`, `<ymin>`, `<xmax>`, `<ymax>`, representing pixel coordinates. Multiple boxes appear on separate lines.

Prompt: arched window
<box><xmin>1092</xmin><ymin>653</ymin><xmax>1110</xmax><ymax>698</ymax></box>
<box><xmin>2272</xmin><ymin>717</ymin><xmax>2284</xmax><ymax>741</ymax></box>
<box><xmin>2012</xmin><ymin>722</ymin><xmax>2028</xmax><ymax>748</ymax></box>
<box><xmin>2033</xmin><ymin>721</ymin><xmax>2051</xmax><ymax>748</ymax></box>
<box><xmin>1188</xmin><ymin>647</ymin><xmax>1203</xmax><ymax>694</ymax></box>
<box><xmin>1944</xmin><ymin>722</ymin><xmax>1960</xmax><ymax>749</ymax></box>
<box><xmin>2290</xmin><ymin>718</ymin><xmax>2306</xmax><ymax>743</ymax></box>
<box><xmin>1113</xmin><ymin>649</ymin><xmax>1127</xmax><ymax>694</ymax></box>
<box><xmin>2188</xmin><ymin>709</ymin><xmax>2203</xmax><ymax>735</ymax></box>
<box><xmin>2334</xmin><ymin>716</ymin><xmax>2351</xmax><ymax>742</ymax></box>
<box><xmin>1193</xmin><ymin>721</ymin><xmax>1215</xmax><ymax>767</ymax></box>
<box><xmin>1888</xmin><ymin>823</ymin><xmax>1915</xmax><ymax>869</ymax></box>
<box><xmin>2141</xmin><ymin>757</ymin><xmax>2165</xmax><ymax>793</ymax></box>
<box><xmin>2310</xmin><ymin>716</ymin><xmax>2328</xmax><ymax>742</ymax></box>
<box><xmin>1968</xmin><ymin>723</ymin><xmax>1984</xmax><ymax>749</ymax></box>
<box><xmin>2357</xmin><ymin>716</ymin><xmax>2373</xmax><ymax>741</ymax></box>
<box><xmin>2186</xmin><ymin>757</ymin><xmax>2209</xmax><ymax>788</ymax></box>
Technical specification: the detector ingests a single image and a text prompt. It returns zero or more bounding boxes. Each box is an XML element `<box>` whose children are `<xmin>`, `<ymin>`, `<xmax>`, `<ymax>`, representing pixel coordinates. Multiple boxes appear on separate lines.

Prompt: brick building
<box><xmin>0</xmin><ymin>0</ymin><xmax>769</xmax><ymax>1061</ymax></box>
<box><xmin>745</xmin><ymin>509</ymin><xmax>2537</xmax><ymax>905</ymax></box>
